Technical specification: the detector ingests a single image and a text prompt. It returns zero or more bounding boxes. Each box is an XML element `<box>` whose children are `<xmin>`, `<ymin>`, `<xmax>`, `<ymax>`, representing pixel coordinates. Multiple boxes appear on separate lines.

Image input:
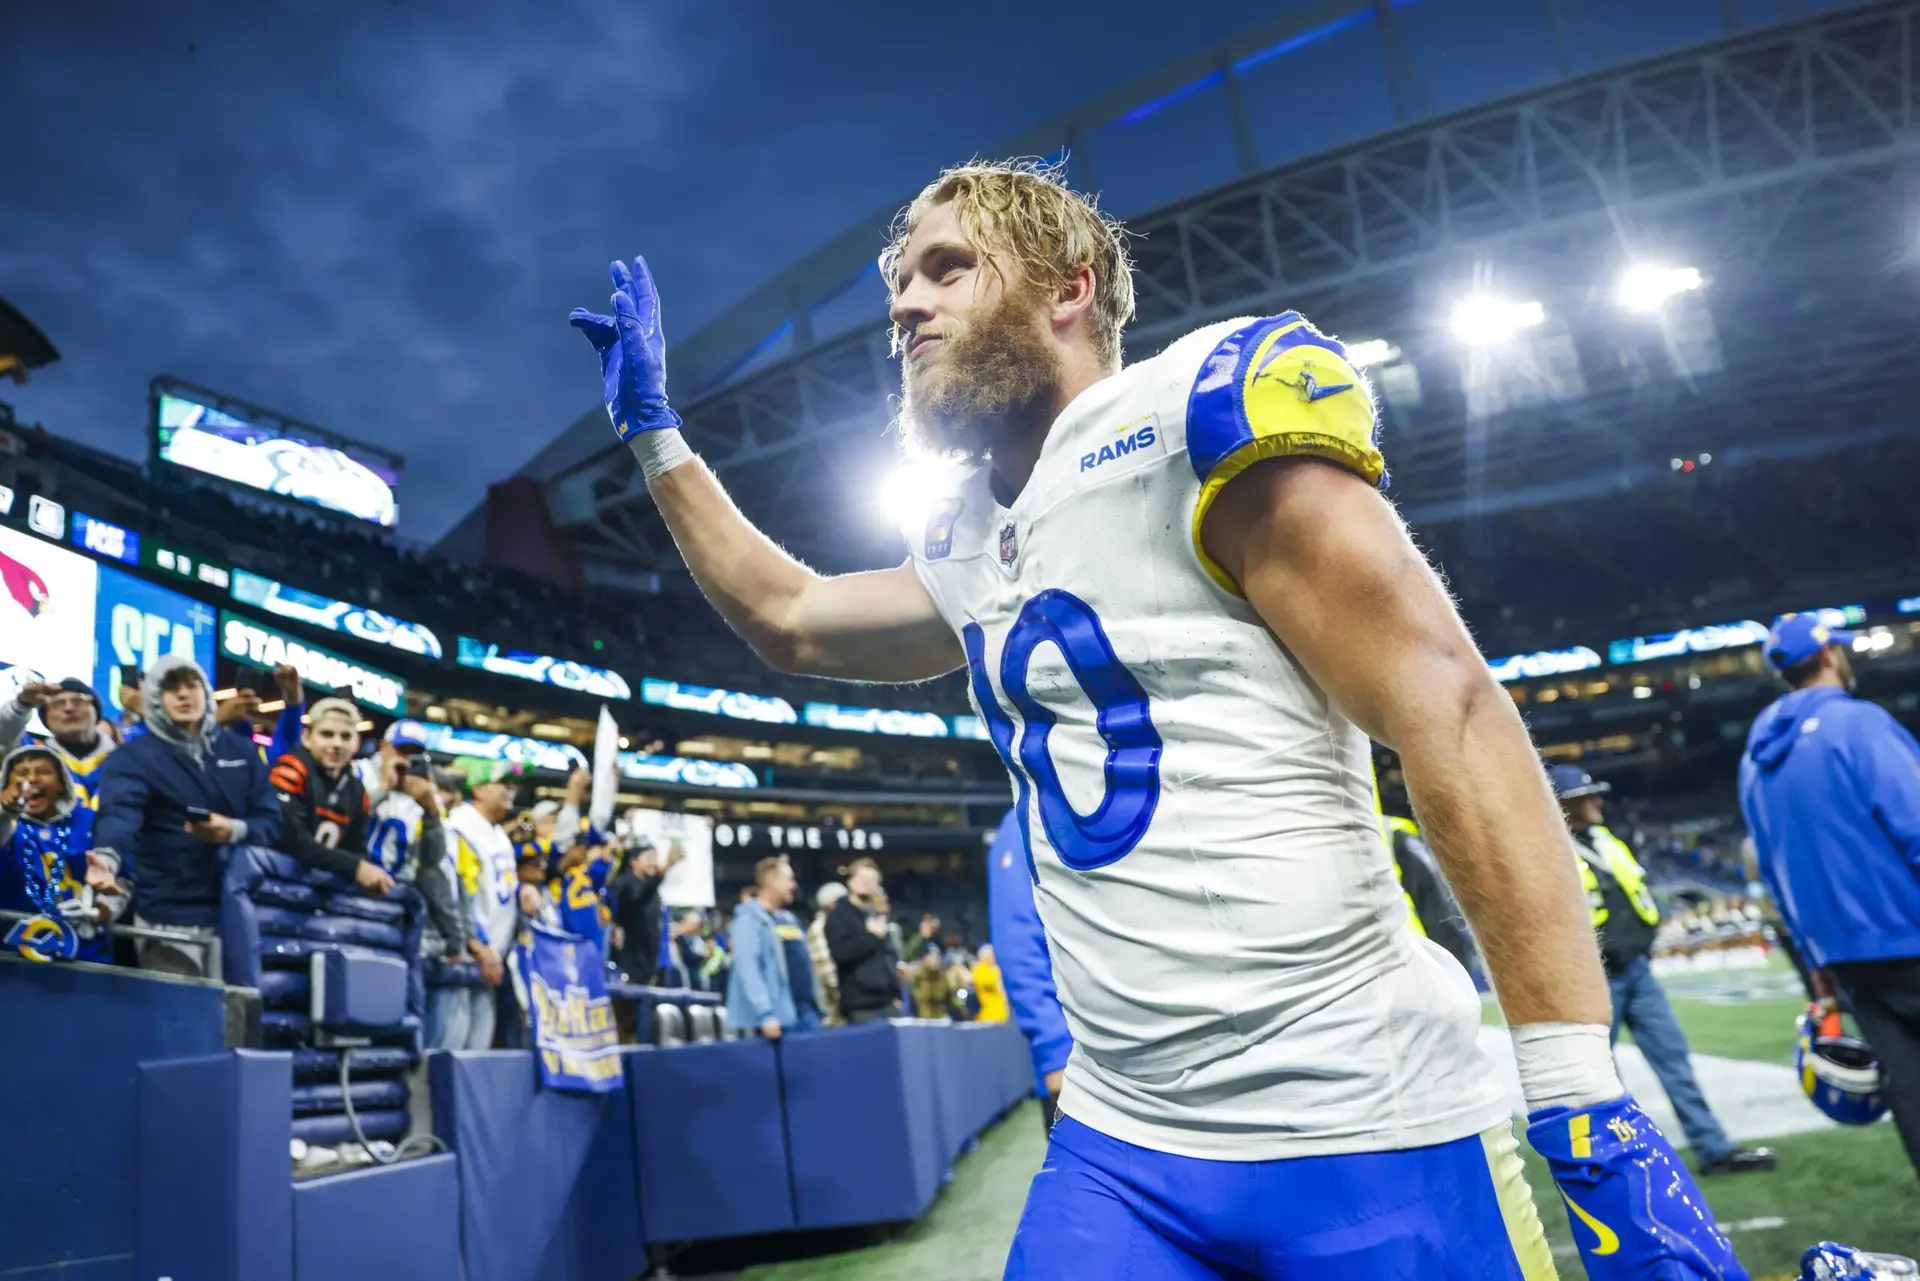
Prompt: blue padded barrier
<box><xmin>780</xmin><ymin>1021</ymin><xmax>946</xmax><ymax>1228</ymax></box>
<box><xmin>431</xmin><ymin>1049</ymin><xmax>642</xmax><ymax>1281</ymax></box>
<box><xmin>627</xmin><ymin>1039</ymin><xmax>796</xmax><ymax>1243</ymax></box>
<box><xmin>301</xmin><ymin>913</ymin><xmax>406</xmax><ymax>952</ymax></box>
<box><xmin>222</xmin><ymin>845</ymin><xmax>314</xmax><ymax>990</ymax></box>
<box><xmin>291</xmin><ymin>1109</ymin><xmax>411</xmax><ymax>1145</ymax></box>
<box><xmin>262</xmin><ymin>938</ymin><xmax>384</xmax><ymax>968</ymax></box>
<box><xmin>259</xmin><ymin>970</ymin><xmax>310</xmax><ymax>1008</ymax></box>
<box><xmin>291</xmin><ymin>1079</ymin><xmax>410</xmax><ymax>1115</ymax></box>
<box><xmin>292</xmin><ymin>1046</ymin><xmax>418</xmax><ymax>1081</ymax></box>
<box><xmin>320</xmin><ymin>891</ymin><xmax>409</xmax><ymax>924</ymax></box>
<box><xmin>534</xmin><ymin>1052</ymin><xmax>647</xmax><ymax>1281</ymax></box>
<box><xmin>254</xmin><ymin>878</ymin><xmax>321</xmax><ymax>912</ymax></box>
<box><xmin>291</xmin><ymin>1154</ymin><xmax>461</xmax><ymax>1281</ymax></box>
<box><xmin>136</xmin><ymin>1050</ymin><xmax>294</xmax><ymax>1281</ymax></box>
<box><xmin>0</xmin><ymin>957</ymin><xmax>230</xmax><ymax>1278</ymax></box>
<box><xmin>255</xmin><ymin>906</ymin><xmax>313</xmax><ymax>937</ymax></box>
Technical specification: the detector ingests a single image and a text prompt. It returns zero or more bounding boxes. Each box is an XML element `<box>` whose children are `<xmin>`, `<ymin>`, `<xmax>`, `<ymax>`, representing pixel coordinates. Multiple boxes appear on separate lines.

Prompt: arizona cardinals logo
<box><xmin>0</xmin><ymin>549</ymin><xmax>50</xmax><ymax>618</ymax></box>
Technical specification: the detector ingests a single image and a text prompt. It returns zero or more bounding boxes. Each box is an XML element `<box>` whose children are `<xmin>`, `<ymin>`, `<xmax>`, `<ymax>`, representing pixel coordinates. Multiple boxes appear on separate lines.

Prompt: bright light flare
<box><xmin>1449</xmin><ymin>296</ymin><xmax>1545</xmax><ymax>346</ymax></box>
<box><xmin>1344</xmin><ymin>338</ymin><xmax>1398</xmax><ymax>368</ymax></box>
<box><xmin>1617</xmin><ymin>264</ymin><xmax>1703</xmax><ymax>313</ymax></box>
<box><xmin>878</xmin><ymin>458</ymin><xmax>963</xmax><ymax>530</ymax></box>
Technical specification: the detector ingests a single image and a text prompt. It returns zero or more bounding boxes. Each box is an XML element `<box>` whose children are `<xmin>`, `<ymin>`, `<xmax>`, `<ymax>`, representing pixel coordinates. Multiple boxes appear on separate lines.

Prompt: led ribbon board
<box><xmin>234</xmin><ymin>569</ymin><xmax>442</xmax><ymax>660</ymax></box>
<box><xmin>218</xmin><ymin>611</ymin><xmax>406</xmax><ymax>714</ymax></box>
<box><xmin>1486</xmin><ymin>647</ymin><xmax>1603</xmax><ymax>684</ymax></box>
<box><xmin>803</xmin><ymin>701</ymin><xmax>950</xmax><ymax>738</ymax></box>
<box><xmin>640</xmin><ymin>678</ymin><xmax>797</xmax><ymax>725</ymax></box>
<box><xmin>1606</xmin><ymin>620</ymin><xmax>1768</xmax><ymax>665</ymax></box>
<box><xmin>457</xmin><ymin>637</ymin><xmax>630</xmax><ymax>700</ymax></box>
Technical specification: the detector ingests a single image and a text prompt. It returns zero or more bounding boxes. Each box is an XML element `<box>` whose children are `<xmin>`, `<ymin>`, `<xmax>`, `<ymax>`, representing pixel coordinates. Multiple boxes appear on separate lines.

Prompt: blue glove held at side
<box><xmin>1528</xmin><ymin>1095</ymin><xmax>1747</xmax><ymax>1280</ymax></box>
<box><xmin>569</xmin><ymin>257</ymin><xmax>683</xmax><ymax>441</ymax></box>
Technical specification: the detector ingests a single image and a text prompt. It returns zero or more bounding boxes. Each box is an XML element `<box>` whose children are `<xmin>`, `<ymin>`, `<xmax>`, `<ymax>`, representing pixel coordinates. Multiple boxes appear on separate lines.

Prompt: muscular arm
<box><xmin>1201</xmin><ymin>457</ymin><xmax>1610</xmax><ymax>1028</ymax></box>
<box><xmin>644</xmin><ymin>455</ymin><xmax>963</xmax><ymax>682</ymax></box>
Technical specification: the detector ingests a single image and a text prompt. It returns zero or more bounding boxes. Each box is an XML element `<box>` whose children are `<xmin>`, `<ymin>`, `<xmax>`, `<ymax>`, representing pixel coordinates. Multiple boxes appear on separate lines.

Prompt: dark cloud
<box><xmin>6</xmin><ymin>0</ymin><xmax>1597</xmax><ymax>538</ymax></box>
<box><xmin>1</xmin><ymin>0</ymin><xmax>1292</xmax><ymax>538</ymax></box>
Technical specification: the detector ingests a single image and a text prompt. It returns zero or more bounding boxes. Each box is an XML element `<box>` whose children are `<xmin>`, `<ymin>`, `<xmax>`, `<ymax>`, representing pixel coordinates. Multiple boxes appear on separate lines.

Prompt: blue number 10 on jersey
<box><xmin>964</xmin><ymin>590</ymin><xmax>1163</xmax><ymax>877</ymax></box>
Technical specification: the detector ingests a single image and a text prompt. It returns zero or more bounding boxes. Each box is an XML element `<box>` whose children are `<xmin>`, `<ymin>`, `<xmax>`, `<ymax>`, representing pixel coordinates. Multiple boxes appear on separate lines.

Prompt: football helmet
<box><xmin>1802</xmin><ymin>1242</ymin><xmax>1919</xmax><ymax>1279</ymax></box>
<box><xmin>1795</xmin><ymin>1003</ymin><xmax>1888</xmax><ymax>1126</ymax></box>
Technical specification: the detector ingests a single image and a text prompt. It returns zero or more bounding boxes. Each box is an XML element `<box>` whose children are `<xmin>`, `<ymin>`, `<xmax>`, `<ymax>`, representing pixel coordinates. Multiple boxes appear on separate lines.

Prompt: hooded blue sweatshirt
<box><xmin>1738</xmin><ymin>684</ymin><xmax>1920</xmax><ymax>967</ymax></box>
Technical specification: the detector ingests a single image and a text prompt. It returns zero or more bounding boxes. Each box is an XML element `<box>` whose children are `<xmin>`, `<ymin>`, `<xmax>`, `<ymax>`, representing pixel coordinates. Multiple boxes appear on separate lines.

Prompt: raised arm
<box><xmin>571</xmin><ymin>258</ymin><xmax>961</xmax><ymax>683</ymax></box>
<box><xmin>1200</xmin><ymin>456</ymin><xmax>1608</xmax><ymax>1029</ymax></box>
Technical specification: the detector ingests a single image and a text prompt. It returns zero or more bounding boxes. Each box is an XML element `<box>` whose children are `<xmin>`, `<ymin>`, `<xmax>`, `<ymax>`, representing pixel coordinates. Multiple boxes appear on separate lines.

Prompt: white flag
<box><xmin>590</xmin><ymin>705</ymin><xmax>619</xmax><ymax>833</ymax></box>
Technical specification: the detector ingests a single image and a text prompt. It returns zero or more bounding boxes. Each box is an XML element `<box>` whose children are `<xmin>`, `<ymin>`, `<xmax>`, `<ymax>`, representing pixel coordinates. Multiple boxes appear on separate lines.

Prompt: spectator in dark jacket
<box><xmin>267</xmin><ymin>697</ymin><xmax>394</xmax><ymax>896</ymax></box>
<box><xmin>826</xmin><ymin>857</ymin><xmax>900</xmax><ymax>1023</ymax></box>
<box><xmin>609</xmin><ymin>839</ymin><xmax>681</xmax><ymax>983</ymax></box>
<box><xmin>92</xmin><ymin>654</ymin><xmax>280</xmax><ymax>977</ymax></box>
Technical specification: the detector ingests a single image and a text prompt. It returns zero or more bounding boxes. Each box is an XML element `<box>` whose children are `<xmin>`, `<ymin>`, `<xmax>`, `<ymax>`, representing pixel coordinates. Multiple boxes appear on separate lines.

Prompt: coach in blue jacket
<box><xmin>1739</xmin><ymin>612</ymin><xmax>1920</xmax><ymax>1175</ymax></box>
<box><xmin>984</xmin><ymin>809</ymin><xmax>1073</xmax><ymax>1131</ymax></box>
<box><xmin>92</xmin><ymin>654</ymin><xmax>281</xmax><ymax>978</ymax></box>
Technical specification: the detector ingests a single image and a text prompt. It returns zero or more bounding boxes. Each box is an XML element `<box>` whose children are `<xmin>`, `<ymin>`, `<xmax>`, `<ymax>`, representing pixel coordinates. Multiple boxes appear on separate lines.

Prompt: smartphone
<box><xmin>405</xmin><ymin>754</ymin><xmax>433</xmax><ymax>780</ymax></box>
<box><xmin>184</xmin><ymin>806</ymin><xmax>213</xmax><ymax>822</ymax></box>
<box><xmin>118</xmin><ymin>664</ymin><xmax>142</xmax><ymax>689</ymax></box>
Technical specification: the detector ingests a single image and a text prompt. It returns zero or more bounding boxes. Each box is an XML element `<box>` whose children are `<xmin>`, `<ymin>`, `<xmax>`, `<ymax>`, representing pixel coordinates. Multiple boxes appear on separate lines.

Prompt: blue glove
<box><xmin>1802</xmin><ymin>1243</ymin><xmax>1919</xmax><ymax>1279</ymax></box>
<box><xmin>569</xmin><ymin>257</ymin><xmax>683</xmax><ymax>441</ymax></box>
<box><xmin>1527</xmin><ymin>1095</ymin><xmax>1748</xmax><ymax>1280</ymax></box>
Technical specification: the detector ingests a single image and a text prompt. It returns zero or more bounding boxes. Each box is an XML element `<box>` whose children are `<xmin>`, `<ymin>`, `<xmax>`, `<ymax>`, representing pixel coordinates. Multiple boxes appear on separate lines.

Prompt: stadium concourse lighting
<box><xmin>1344</xmin><ymin>338</ymin><xmax>1397</xmax><ymax>368</ymax></box>
<box><xmin>1617</xmin><ymin>264</ymin><xmax>1703</xmax><ymax>313</ymax></box>
<box><xmin>1448</xmin><ymin>296</ymin><xmax>1545</xmax><ymax>346</ymax></box>
<box><xmin>879</xmin><ymin>458</ymin><xmax>963</xmax><ymax>529</ymax></box>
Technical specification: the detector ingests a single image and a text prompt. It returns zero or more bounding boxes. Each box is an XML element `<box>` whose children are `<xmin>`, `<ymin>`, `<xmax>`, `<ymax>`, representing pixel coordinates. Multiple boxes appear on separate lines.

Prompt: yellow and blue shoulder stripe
<box><xmin>1187</xmin><ymin>312</ymin><xmax>1382</xmax><ymax>593</ymax></box>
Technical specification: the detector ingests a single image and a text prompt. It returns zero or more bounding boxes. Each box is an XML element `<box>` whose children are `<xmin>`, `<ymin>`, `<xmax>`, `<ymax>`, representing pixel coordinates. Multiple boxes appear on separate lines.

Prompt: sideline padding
<box><xmin>0</xmin><ymin>956</ymin><xmax>229</xmax><ymax>1279</ymax></box>
<box><xmin>292</xmin><ymin>1154</ymin><xmax>461</xmax><ymax>1281</ymax></box>
<box><xmin>136</xmin><ymin>1050</ymin><xmax>294</xmax><ymax>1281</ymax></box>
<box><xmin>628</xmin><ymin>1038</ymin><xmax>796</xmax><ymax>1242</ymax></box>
<box><xmin>430</xmin><ymin>1049</ymin><xmax>643</xmax><ymax>1281</ymax></box>
<box><xmin>781</xmin><ymin>1022</ymin><xmax>943</xmax><ymax>1228</ymax></box>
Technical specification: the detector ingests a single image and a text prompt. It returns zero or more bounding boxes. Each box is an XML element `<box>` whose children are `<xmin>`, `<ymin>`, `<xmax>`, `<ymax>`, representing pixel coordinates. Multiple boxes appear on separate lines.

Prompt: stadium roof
<box><xmin>0</xmin><ymin>294</ymin><xmax>60</xmax><ymax>382</ymax></box>
<box><xmin>442</xmin><ymin>0</ymin><xmax>1920</xmax><ymax>587</ymax></box>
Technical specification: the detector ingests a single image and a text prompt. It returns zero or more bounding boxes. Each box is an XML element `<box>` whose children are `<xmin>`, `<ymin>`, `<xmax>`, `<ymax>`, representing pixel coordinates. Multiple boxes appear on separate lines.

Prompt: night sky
<box><xmin>1</xmin><ymin>0</ymin><xmax>1784</xmax><ymax>541</ymax></box>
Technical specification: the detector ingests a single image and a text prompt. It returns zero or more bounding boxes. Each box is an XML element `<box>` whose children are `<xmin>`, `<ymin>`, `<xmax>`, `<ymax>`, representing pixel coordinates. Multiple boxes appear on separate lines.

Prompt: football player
<box><xmin>571</xmin><ymin>160</ymin><xmax>1744</xmax><ymax>1278</ymax></box>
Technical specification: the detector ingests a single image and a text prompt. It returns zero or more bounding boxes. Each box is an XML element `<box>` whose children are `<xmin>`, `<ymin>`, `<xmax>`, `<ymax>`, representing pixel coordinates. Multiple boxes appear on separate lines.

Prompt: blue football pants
<box><xmin>1005</xmin><ymin>1115</ymin><xmax>1557</xmax><ymax>1280</ymax></box>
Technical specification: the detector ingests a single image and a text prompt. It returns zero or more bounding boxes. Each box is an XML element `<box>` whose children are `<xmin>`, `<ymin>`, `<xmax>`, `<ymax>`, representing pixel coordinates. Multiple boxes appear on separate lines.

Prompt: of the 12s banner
<box><xmin>516</xmin><ymin>921</ymin><xmax>623</xmax><ymax>1093</ymax></box>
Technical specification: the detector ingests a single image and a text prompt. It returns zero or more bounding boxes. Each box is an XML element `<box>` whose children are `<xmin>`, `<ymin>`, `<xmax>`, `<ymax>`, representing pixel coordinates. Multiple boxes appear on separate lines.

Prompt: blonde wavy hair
<box><xmin>879</xmin><ymin>158</ymin><xmax>1135</xmax><ymax>370</ymax></box>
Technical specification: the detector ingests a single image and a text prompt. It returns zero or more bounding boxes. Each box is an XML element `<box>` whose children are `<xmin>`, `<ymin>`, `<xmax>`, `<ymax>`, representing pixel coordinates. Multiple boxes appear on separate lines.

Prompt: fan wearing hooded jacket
<box><xmin>91</xmin><ymin>656</ymin><xmax>280</xmax><ymax>969</ymax></box>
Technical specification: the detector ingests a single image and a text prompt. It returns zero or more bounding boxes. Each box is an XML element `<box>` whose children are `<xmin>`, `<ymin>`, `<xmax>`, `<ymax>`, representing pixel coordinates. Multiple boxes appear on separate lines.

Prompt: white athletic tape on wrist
<box><xmin>1511</xmin><ymin>1022</ymin><xmax>1623</xmax><ymax>1112</ymax></box>
<box><xmin>628</xmin><ymin>429</ymin><xmax>694</xmax><ymax>481</ymax></box>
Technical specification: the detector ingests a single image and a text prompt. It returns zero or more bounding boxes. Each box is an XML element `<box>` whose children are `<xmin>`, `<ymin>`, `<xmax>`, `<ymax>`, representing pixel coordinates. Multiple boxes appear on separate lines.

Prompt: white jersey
<box><xmin>354</xmin><ymin>757</ymin><xmax>429</xmax><ymax>880</ymax></box>
<box><xmin>907</xmin><ymin>312</ymin><xmax>1506</xmax><ymax>1160</ymax></box>
<box><xmin>448</xmin><ymin>802</ymin><xmax>518</xmax><ymax>952</ymax></box>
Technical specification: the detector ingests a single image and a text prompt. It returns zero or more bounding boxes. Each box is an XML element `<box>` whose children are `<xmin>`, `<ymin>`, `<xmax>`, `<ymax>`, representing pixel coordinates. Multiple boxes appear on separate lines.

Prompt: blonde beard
<box><xmin>898</xmin><ymin>288</ymin><xmax>1061</xmax><ymax>464</ymax></box>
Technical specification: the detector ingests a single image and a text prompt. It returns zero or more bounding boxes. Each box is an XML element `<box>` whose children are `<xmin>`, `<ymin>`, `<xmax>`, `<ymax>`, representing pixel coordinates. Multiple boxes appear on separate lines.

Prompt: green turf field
<box><xmin>744</xmin><ymin>966</ymin><xmax>1918</xmax><ymax>1280</ymax></box>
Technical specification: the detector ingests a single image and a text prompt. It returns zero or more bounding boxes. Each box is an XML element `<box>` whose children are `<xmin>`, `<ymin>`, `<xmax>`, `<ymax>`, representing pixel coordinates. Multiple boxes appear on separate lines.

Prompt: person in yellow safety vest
<box><xmin>1380</xmin><ymin>812</ymin><xmax>1482</xmax><ymax>978</ymax></box>
<box><xmin>1551</xmin><ymin>763</ymin><xmax>1777</xmax><ymax>1177</ymax></box>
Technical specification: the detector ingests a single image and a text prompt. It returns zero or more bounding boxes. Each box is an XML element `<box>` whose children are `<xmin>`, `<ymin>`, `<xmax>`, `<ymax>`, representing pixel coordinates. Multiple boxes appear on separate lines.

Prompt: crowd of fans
<box><xmin>0</xmin><ymin>656</ymin><xmax>1008</xmax><ymax>1050</ymax></box>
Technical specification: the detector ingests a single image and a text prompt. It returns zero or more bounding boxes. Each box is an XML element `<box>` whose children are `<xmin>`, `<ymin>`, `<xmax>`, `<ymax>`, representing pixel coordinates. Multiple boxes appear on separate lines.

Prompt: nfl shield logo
<box><xmin>998</xmin><ymin>521</ymin><xmax>1018</xmax><ymax>567</ymax></box>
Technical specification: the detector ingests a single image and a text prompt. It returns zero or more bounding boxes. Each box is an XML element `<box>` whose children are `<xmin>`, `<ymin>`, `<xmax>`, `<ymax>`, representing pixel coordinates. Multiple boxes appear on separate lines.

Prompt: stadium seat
<box><xmin>687</xmin><ymin>1003</ymin><xmax>718</xmax><ymax>1043</ymax></box>
<box><xmin>653</xmin><ymin>1002</ymin><xmax>685</xmax><ymax>1046</ymax></box>
<box><xmin>220</xmin><ymin>844</ymin><xmax>426</xmax><ymax>1150</ymax></box>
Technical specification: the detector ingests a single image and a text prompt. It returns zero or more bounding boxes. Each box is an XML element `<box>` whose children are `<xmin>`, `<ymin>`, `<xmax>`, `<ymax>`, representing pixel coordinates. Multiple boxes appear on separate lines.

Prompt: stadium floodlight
<box><xmin>878</xmin><ymin>458</ymin><xmax>963</xmax><ymax>530</ymax></box>
<box><xmin>1344</xmin><ymin>339</ymin><xmax>1398</xmax><ymax>368</ymax></box>
<box><xmin>1617</xmin><ymin>264</ymin><xmax>1703</xmax><ymax>313</ymax></box>
<box><xmin>1449</xmin><ymin>296</ymin><xmax>1545</xmax><ymax>346</ymax></box>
